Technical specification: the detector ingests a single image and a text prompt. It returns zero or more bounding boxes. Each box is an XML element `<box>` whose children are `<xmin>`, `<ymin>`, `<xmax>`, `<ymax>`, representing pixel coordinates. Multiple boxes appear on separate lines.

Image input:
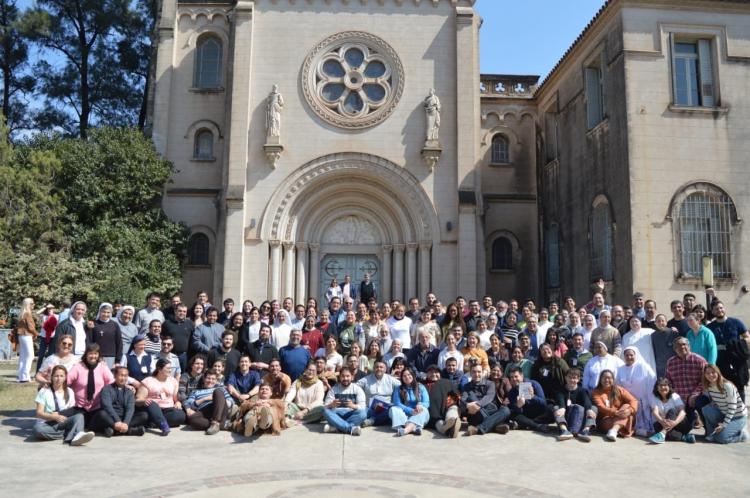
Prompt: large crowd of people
<box><xmin>11</xmin><ymin>277</ymin><xmax>750</xmax><ymax>447</ymax></box>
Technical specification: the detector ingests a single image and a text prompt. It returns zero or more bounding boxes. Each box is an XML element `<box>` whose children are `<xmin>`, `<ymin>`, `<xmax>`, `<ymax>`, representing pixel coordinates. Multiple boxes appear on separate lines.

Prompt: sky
<box><xmin>476</xmin><ymin>0</ymin><xmax>607</xmax><ymax>77</ymax></box>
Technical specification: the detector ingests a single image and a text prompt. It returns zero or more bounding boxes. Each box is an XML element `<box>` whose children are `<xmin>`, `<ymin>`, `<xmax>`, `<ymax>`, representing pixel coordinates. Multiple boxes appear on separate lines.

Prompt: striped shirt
<box><xmin>706</xmin><ymin>382</ymin><xmax>747</xmax><ymax>424</ymax></box>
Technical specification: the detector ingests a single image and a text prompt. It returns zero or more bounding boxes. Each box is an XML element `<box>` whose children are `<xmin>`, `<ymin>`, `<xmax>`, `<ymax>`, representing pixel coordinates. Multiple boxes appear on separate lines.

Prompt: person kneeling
<box><xmin>461</xmin><ymin>363</ymin><xmax>511</xmax><ymax>436</ymax></box>
<box><xmin>553</xmin><ymin>368</ymin><xmax>596</xmax><ymax>442</ymax></box>
<box><xmin>389</xmin><ymin>368</ymin><xmax>430</xmax><ymax>437</ymax></box>
<box><xmin>185</xmin><ymin>370</ymin><xmax>234</xmax><ymax>435</ymax></box>
<box><xmin>239</xmin><ymin>383</ymin><xmax>287</xmax><ymax>437</ymax></box>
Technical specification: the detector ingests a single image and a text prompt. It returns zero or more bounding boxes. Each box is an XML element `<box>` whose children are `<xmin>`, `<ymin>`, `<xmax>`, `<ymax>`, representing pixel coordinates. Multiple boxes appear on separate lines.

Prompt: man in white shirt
<box><xmin>386</xmin><ymin>305</ymin><xmax>413</xmax><ymax>350</ymax></box>
<box><xmin>357</xmin><ymin>360</ymin><xmax>401</xmax><ymax>427</ymax></box>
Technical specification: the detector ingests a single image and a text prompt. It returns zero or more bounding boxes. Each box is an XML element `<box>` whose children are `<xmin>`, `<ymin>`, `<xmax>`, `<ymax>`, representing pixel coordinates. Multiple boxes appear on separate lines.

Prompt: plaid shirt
<box><xmin>666</xmin><ymin>353</ymin><xmax>707</xmax><ymax>402</ymax></box>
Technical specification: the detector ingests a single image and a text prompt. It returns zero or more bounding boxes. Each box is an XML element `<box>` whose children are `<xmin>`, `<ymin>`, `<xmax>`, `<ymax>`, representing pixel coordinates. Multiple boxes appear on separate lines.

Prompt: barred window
<box><xmin>194</xmin><ymin>36</ymin><xmax>222</xmax><ymax>88</ymax></box>
<box><xmin>589</xmin><ymin>197</ymin><xmax>613</xmax><ymax>281</ymax></box>
<box><xmin>676</xmin><ymin>188</ymin><xmax>734</xmax><ymax>278</ymax></box>
<box><xmin>187</xmin><ymin>233</ymin><xmax>210</xmax><ymax>266</ymax></box>
<box><xmin>491</xmin><ymin>134</ymin><xmax>509</xmax><ymax>164</ymax></box>
<box><xmin>491</xmin><ymin>237</ymin><xmax>513</xmax><ymax>270</ymax></box>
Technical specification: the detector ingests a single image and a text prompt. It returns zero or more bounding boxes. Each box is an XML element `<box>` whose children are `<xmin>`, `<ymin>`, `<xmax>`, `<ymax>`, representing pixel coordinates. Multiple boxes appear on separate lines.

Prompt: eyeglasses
<box><xmin>61</xmin><ymin>342</ymin><xmax>73</xmax><ymax>347</ymax></box>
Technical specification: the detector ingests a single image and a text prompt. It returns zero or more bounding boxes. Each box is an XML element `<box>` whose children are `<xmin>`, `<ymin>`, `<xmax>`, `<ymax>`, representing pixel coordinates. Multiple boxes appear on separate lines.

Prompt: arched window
<box><xmin>675</xmin><ymin>186</ymin><xmax>735</xmax><ymax>278</ymax></box>
<box><xmin>491</xmin><ymin>237</ymin><xmax>513</xmax><ymax>270</ymax></box>
<box><xmin>194</xmin><ymin>36</ymin><xmax>222</xmax><ymax>88</ymax></box>
<box><xmin>491</xmin><ymin>134</ymin><xmax>509</xmax><ymax>164</ymax></box>
<box><xmin>194</xmin><ymin>129</ymin><xmax>214</xmax><ymax>159</ymax></box>
<box><xmin>589</xmin><ymin>197</ymin><xmax>614</xmax><ymax>281</ymax></box>
<box><xmin>187</xmin><ymin>233</ymin><xmax>210</xmax><ymax>266</ymax></box>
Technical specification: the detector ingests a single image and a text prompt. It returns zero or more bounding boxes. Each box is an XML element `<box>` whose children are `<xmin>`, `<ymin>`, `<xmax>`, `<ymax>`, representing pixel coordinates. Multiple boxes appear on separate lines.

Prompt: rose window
<box><xmin>302</xmin><ymin>32</ymin><xmax>404</xmax><ymax>129</ymax></box>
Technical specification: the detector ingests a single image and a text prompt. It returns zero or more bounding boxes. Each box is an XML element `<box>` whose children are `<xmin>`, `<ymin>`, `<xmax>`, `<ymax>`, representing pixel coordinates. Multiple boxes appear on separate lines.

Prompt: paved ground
<box><xmin>1</xmin><ymin>362</ymin><xmax>749</xmax><ymax>498</ymax></box>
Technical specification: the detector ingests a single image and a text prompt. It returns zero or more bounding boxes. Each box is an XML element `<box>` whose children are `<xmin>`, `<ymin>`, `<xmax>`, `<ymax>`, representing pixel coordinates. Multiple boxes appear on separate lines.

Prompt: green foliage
<box><xmin>0</xmin><ymin>126</ymin><xmax>189</xmax><ymax>314</ymax></box>
<box><xmin>0</xmin><ymin>0</ymin><xmax>35</xmax><ymax>136</ymax></box>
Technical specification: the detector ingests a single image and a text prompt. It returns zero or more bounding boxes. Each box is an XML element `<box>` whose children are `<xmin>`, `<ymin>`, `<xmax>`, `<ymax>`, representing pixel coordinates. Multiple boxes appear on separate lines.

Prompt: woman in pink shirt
<box><xmin>136</xmin><ymin>359</ymin><xmax>186</xmax><ymax>435</ymax></box>
<box><xmin>67</xmin><ymin>344</ymin><xmax>114</xmax><ymax>428</ymax></box>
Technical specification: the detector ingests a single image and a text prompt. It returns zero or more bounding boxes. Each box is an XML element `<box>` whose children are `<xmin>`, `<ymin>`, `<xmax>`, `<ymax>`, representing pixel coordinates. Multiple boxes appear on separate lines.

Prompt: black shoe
<box><xmin>103</xmin><ymin>427</ymin><xmax>114</xmax><ymax>438</ymax></box>
<box><xmin>127</xmin><ymin>426</ymin><xmax>145</xmax><ymax>436</ymax></box>
<box><xmin>536</xmin><ymin>424</ymin><xmax>550</xmax><ymax>434</ymax></box>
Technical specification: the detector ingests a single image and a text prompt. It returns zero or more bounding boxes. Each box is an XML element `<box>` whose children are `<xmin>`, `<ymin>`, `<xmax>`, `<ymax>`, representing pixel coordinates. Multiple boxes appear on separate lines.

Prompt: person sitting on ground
<box><xmin>553</xmin><ymin>368</ymin><xmax>594</xmax><ymax>442</ymax></box>
<box><xmin>356</xmin><ymin>359</ymin><xmax>400</xmax><ymax>427</ymax></box>
<box><xmin>616</xmin><ymin>346</ymin><xmax>656</xmax><ymax>437</ymax></box>
<box><xmin>67</xmin><ymin>344</ymin><xmax>115</xmax><ymax>429</ymax></box>
<box><xmin>315</xmin><ymin>355</ymin><xmax>335</xmax><ymax>392</ymax></box>
<box><xmin>506</xmin><ymin>366</ymin><xmax>550</xmax><ymax>433</ymax></box>
<box><xmin>531</xmin><ymin>343</ymin><xmax>569</xmax><ymax>408</ymax></box>
<box><xmin>211</xmin><ymin>359</ymin><xmax>227</xmax><ymax>385</ymax></box>
<box><xmin>279</xmin><ymin>329</ymin><xmax>312</xmax><ymax>381</ymax></box>
<box><xmin>226</xmin><ymin>355</ymin><xmax>261</xmax><ymax>404</ymax></box>
<box><xmin>33</xmin><ymin>365</ymin><xmax>95</xmax><ymax>446</ymax></box>
<box><xmin>700</xmin><ymin>364</ymin><xmax>748</xmax><ymax>444</ymax></box>
<box><xmin>424</xmin><ymin>364</ymin><xmax>460</xmax><ymax>438</ymax></box>
<box><xmin>121</xmin><ymin>334</ymin><xmax>153</xmax><ymax>388</ymax></box>
<box><xmin>647</xmin><ymin>377</ymin><xmax>694</xmax><ymax>444</ymax></box>
<box><xmin>178</xmin><ymin>354</ymin><xmax>205</xmax><ymax>404</ymax></box>
<box><xmin>592</xmin><ymin>369</ymin><xmax>638</xmax><ymax>442</ymax></box>
<box><xmin>563</xmin><ymin>331</ymin><xmax>592</xmax><ymax>371</ymax></box>
<box><xmin>262</xmin><ymin>358</ymin><xmax>292</xmax><ymax>399</ymax></box>
<box><xmin>208</xmin><ymin>330</ymin><xmax>242</xmax><ymax>379</ymax></box>
<box><xmin>322</xmin><ymin>367</ymin><xmax>367</xmax><ymax>436</ymax></box>
<box><xmin>184</xmin><ymin>369</ymin><xmax>234</xmax><ymax>435</ymax></box>
<box><xmin>389</xmin><ymin>367</ymin><xmax>430</xmax><ymax>437</ymax></box>
<box><xmin>582</xmin><ymin>341</ymin><xmax>624</xmax><ymax>392</ymax></box>
<box><xmin>35</xmin><ymin>335</ymin><xmax>77</xmax><ymax>387</ymax></box>
<box><xmin>285</xmin><ymin>361</ymin><xmax>326</xmax><ymax>424</ymax></box>
<box><xmin>461</xmin><ymin>363</ymin><xmax>511</xmax><ymax>436</ymax></box>
<box><xmin>239</xmin><ymin>383</ymin><xmax>288</xmax><ymax>437</ymax></box>
<box><xmin>504</xmin><ymin>346</ymin><xmax>533</xmax><ymax>380</ymax></box>
<box><xmin>96</xmin><ymin>366</ymin><xmax>146</xmax><ymax>437</ymax></box>
<box><xmin>135</xmin><ymin>359</ymin><xmax>186</xmax><ymax>436</ymax></box>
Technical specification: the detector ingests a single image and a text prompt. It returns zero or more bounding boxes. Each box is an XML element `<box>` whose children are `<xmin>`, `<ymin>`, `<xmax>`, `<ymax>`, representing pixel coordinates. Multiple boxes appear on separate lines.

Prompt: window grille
<box><xmin>677</xmin><ymin>191</ymin><xmax>733</xmax><ymax>278</ymax></box>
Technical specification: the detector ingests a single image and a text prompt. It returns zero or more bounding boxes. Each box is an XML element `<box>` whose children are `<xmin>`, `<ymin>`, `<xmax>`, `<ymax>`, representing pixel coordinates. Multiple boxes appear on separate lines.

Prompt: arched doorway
<box><xmin>259</xmin><ymin>153</ymin><xmax>439</xmax><ymax>304</ymax></box>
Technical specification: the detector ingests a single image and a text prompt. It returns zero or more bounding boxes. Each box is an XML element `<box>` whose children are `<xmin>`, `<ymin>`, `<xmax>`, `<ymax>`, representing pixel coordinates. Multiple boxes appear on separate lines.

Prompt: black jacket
<box><xmin>101</xmin><ymin>383</ymin><xmax>135</xmax><ymax>425</ymax></box>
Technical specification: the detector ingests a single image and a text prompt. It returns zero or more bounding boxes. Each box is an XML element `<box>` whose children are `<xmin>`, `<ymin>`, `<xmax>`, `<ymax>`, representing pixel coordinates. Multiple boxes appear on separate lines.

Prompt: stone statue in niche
<box><xmin>266</xmin><ymin>84</ymin><xmax>284</xmax><ymax>140</ymax></box>
<box><xmin>423</xmin><ymin>88</ymin><xmax>441</xmax><ymax>142</ymax></box>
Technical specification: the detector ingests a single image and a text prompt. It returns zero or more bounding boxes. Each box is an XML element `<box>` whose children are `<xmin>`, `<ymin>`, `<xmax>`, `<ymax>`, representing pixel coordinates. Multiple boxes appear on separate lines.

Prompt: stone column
<box><xmin>295</xmin><ymin>242</ymin><xmax>308</xmax><ymax>305</ymax></box>
<box><xmin>283</xmin><ymin>242</ymin><xmax>295</xmax><ymax>300</ymax></box>
<box><xmin>418</xmin><ymin>241</ymin><xmax>432</xmax><ymax>299</ymax></box>
<box><xmin>269</xmin><ymin>240</ymin><xmax>282</xmax><ymax>300</ymax></box>
<box><xmin>381</xmin><ymin>244</ymin><xmax>392</xmax><ymax>303</ymax></box>
<box><xmin>406</xmin><ymin>243</ymin><xmax>418</xmax><ymax>301</ymax></box>
<box><xmin>392</xmin><ymin>244</ymin><xmax>405</xmax><ymax>303</ymax></box>
<box><xmin>309</xmin><ymin>243</ymin><xmax>321</xmax><ymax>306</ymax></box>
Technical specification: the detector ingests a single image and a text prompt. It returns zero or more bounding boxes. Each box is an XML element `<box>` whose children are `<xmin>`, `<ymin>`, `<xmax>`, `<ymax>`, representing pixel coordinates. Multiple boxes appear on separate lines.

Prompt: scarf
<box><xmin>84</xmin><ymin>360</ymin><xmax>98</xmax><ymax>401</ymax></box>
<box><xmin>295</xmin><ymin>374</ymin><xmax>319</xmax><ymax>390</ymax></box>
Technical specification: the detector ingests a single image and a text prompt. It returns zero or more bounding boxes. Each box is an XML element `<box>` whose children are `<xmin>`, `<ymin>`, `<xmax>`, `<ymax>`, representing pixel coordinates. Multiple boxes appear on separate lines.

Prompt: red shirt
<box><xmin>666</xmin><ymin>352</ymin><xmax>707</xmax><ymax>402</ymax></box>
<box><xmin>301</xmin><ymin>328</ymin><xmax>324</xmax><ymax>354</ymax></box>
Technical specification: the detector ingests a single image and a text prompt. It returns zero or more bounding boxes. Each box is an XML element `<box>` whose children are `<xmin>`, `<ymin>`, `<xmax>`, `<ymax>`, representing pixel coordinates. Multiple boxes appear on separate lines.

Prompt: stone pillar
<box><xmin>406</xmin><ymin>243</ymin><xmax>418</xmax><ymax>301</ymax></box>
<box><xmin>295</xmin><ymin>242</ymin><xmax>308</xmax><ymax>305</ymax></box>
<box><xmin>309</xmin><ymin>243</ymin><xmax>320</xmax><ymax>307</ymax></box>
<box><xmin>418</xmin><ymin>241</ymin><xmax>432</xmax><ymax>299</ymax></box>
<box><xmin>381</xmin><ymin>245</ymin><xmax>392</xmax><ymax>304</ymax></box>
<box><xmin>392</xmin><ymin>244</ymin><xmax>405</xmax><ymax>303</ymax></box>
<box><xmin>458</xmin><ymin>207</ymin><xmax>477</xmax><ymax>298</ymax></box>
<box><xmin>283</xmin><ymin>242</ymin><xmax>295</xmax><ymax>301</ymax></box>
<box><xmin>269</xmin><ymin>240</ymin><xmax>282</xmax><ymax>300</ymax></box>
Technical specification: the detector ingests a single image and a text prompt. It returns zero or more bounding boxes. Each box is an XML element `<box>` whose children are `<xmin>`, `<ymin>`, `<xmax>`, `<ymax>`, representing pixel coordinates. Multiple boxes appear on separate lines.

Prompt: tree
<box><xmin>0</xmin><ymin>0</ymin><xmax>35</xmax><ymax>136</ymax></box>
<box><xmin>25</xmin><ymin>0</ymin><xmax>145</xmax><ymax>137</ymax></box>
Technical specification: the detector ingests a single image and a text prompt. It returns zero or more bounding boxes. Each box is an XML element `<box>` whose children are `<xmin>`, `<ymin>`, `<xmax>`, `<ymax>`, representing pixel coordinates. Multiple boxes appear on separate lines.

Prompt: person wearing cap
<box><xmin>35</xmin><ymin>304</ymin><xmax>58</xmax><ymax>372</ymax></box>
<box><xmin>121</xmin><ymin>334</ymin><xmax>154</xmax><ymax>388</ymax></box>
<box><xmin>87</xmin><ymin>303</ymin><xmax>123</xmax><ymax>369</ymax></box>
<box><xmin>582</xmin><ymin>341</ymin><xmax>624</xmax><ymax>392</ymax></box>
<box><xmin>563</xmin><ymin>332</ymin><xmax>592</xmax><ymax>371</ymax></box>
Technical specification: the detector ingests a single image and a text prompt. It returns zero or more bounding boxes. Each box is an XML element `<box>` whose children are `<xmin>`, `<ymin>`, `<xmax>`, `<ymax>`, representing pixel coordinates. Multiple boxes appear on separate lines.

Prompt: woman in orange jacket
<box><xmin>592</xmin><ymin>369</ymin><xmax>638</xmax><ymax>441</ymax></box>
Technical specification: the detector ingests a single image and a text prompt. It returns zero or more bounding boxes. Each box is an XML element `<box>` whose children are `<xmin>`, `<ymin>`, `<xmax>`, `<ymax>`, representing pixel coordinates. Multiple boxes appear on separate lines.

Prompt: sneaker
<box><xmin>605</xmin><ymin>429</ymin><xmax>618</xmax><ymax>442</ymax></box>
<box><xmin>413</xmin><ymin>427</ymin><xmax>422</xmax><ymax>436</ymax></box>
<box><xmin>222</xmin><ymin>419</ymin><xmax>233</xmax><ymax>431</ymax></box>
<box><xmin>205</xmin><ymin>421</ymin><xmax>221</xmax><ymax>435</ymax></box>
<box><xmin>70</xmin><ymin>431</ymin><xmax>95</xmax><ymax>446</ymax></box>
<box><xmin>435</xmin><ymin>420</ymin><xmax>446</xmax><ymax>433</ymax></box>
<box><xmin>466</xmin><ymin>426</ymin><xmax>478</xmax><ymax>437</ymax></box>
<box><xmin>508</xmin><ymin>420</ymin><xmax>519</xmax><ymax>431</ymax></box>
<box><xmin>557</xmin><ymin>429</ymin><xmax>574</xmax><ymax>441</ymax></box>
<box><xmin>576</xmin><ymin>429</ymin><xmax>591</xmax><ymax>443</ymax></box>
<box><xmin>681</xmin><ymin>433</ymin><xmax>696</xmax><ymax>444</ymax></box>
<box><xmin>159</xmin><ymin>420</ymin><xmax>171</xmax><ymax>436</ymax></box>
<box><xmin>362</xmin><ymin>418</ymin><xmax>375</xmax><ymax>428</ymax></box>
<box><xmin>244</xmin><ymin>413</ymin><xmax>257</xmax><ymax>437</ymax></box>
<box><xmin>350</xmin><ymin>426</ymin><xmax>361</xmax><ymax>436</ymax></box>
<box><xmin>494</xmin><ymin>424</ymin><xmax>510</xmax><ymax>435</ymax></box>
<box><xmin>740</xmin><ymin>429</ymin><xmax>749</xmax><ymax>442</ymax></box>
<box><xmin>103</xmin><ymin>427</ymin><xmax>114</xmax><ymax>438</ymax></box>
<box><xmin>323</xmin><ymin>423</ymin><xmax>337</xmax><ymax>434</ymax></box>
<box><xmin>396</xmin><ymin>427</ymin><xmax>406</xmax><ymax>437</ymax></box>
<box><xmin>127</xmin><ymin>426</ymin><xmax>145</xmax><ymax>436</ymax></box>
<box><xmin>449</xmin><ymin>417</ymin><xmax>462</xmax><ymax>439</ymax></box>
<box><xmin>649</xmin><ymin>431</ymin><xmax>666</xmax><ymax>444</ymax></box>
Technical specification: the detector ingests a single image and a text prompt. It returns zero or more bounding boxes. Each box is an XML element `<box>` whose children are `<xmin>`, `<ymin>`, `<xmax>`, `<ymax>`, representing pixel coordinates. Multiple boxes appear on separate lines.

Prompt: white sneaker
<box><xmin>70</xmin><ymin>431</ymin><xmax>95</xmax><ymax>446</ymax></box>
<box><xmin>605</xmin><ymin>429</ymin><xmax>617</xmax><ymax>442</ymax></box>
<box><xmin>323</xmin><ymin>423</ymin><xmax>337</xmax><ymax>433</ymax></box>
<box><xmin>350</xmin><ymin>426</ymin><xmax>361</xmax><ymax>436</ymax></box>
<box><xmin>362</xmin><ymin>418</ymin><xmax>375</xmax><ymax>427</ymax></box>
<box><xmin>740</xmin><ymin>428</ymin><xmax>749</xmax><ymax>442</ymax></box>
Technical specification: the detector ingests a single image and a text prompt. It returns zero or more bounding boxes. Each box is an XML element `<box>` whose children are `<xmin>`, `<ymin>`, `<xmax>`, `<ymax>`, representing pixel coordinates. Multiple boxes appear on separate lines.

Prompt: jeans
<box><xmin>36</xmin><ymin>339</ymin><xmax>49</xmax><ymax>373</ymax></box>
<box><xmin>702</xmin><ymin>405</ymin><xmax>748</xmax><ymax>444</ymax></box>
<box><xmin>323</xmin><ymin>407</ymin><xmax>367</xmax><ymax>433</ymax></box>
<box><xmin>467</xmin><ymin>406</ymin><xmax>511</xmax><ymax>434</ymax></box>
<box><xmin>137</xmin><ymin>404</ymin><xmax>186</xmax><ymax>428</ymax></box>
<box><xmin>389</xmin><ymin>406</ymin><xmax>430</xmax><ymax>429</ymax></box>
<box><xmin>33</xmin><ymin>408</ymin><xmax>85</xmax><ymax>443</ymax></box>
<box><xmin>565</xmin><ymin>404</ymin><xmax>585</xmax><ymax>434</ymax></box>
<box><xmin>17</xmin><ymin>335</ymin><xmax>34</xmax><ymax>382</ymax></box>
<box><xmin>687</xmin><ymin>394</ymin><xmax>710</xmax><ymax>427</ymax></box>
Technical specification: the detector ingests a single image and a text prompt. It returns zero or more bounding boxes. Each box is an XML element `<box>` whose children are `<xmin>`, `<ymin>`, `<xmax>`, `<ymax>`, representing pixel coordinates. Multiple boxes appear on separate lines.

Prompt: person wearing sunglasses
<box><xmin>35</xmin><ymin>338</ymin><xmax>78</xmax><ymax>388</ymax></box>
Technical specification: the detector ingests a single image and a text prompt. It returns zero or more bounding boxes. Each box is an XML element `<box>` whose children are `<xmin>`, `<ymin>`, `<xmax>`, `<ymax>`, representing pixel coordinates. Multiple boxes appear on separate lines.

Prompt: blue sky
<box><xmin>476</xmin><ymin>0</ymin><xmax>606</xmax><ymax>77</ymax></box>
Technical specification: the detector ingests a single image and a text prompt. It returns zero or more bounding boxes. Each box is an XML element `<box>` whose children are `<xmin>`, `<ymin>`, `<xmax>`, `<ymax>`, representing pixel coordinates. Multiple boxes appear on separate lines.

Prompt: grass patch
<box><xmin>0</xmin><ymin>364</ymin><xmax>37</xmax><ymax>415</ymax></box>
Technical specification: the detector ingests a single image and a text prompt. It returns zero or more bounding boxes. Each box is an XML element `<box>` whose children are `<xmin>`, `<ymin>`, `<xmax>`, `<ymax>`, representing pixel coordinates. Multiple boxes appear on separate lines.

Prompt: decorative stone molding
<box><xmin>419</xmin><ymin>241</ymin><xmax>433</xmax><ymax>250</ymax></box>
<box><xmin>393</xmin><ymin>244</ymin><xmax>406</xmax><ymax>253</ymax></box>
<box><xmin>382</xmin><ymin>244</ymin><xmax>393</xmax><ymax>252</ymax></box>
<box><xmin>421</xmin><ymin>144</ymin><xmax>442</xmax><ymax>171</ymax></box>
<box><xmin>263</xmin><ymin>143</ymin><xmax>284</xmax><ymax>169</ymax></box>
<box><xmin>301</xmin><ymin>31</ymin><xmax>404</xmax><ymax>129</ymax></box>
<box><xmin>295</xmin><ymin>241</ymin><xmax>308</xmax><ymax>250</ymax></box>
<box><xmin>269</xmin><ymin>239</ymin><xmax>281</xmax><ymax>247</ymax></box>
<box><xmin>282</xmin><ymin>241</ymin><xmax>295</xmax><ymax>250</ymax></box>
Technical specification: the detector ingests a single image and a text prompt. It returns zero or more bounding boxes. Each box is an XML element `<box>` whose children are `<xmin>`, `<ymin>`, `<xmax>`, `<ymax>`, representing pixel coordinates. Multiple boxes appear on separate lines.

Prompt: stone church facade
<box><xmin>150</xmin><ymin>0</ymin><xmax>750</xmax><ymax>320</ymax></box>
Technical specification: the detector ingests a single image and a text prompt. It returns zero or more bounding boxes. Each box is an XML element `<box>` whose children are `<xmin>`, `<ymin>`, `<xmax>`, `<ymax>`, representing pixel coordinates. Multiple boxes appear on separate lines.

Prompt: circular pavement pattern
<box><xmin>112</xmin><ymin>469</ymin><xmax>558</xmax><ymax>498</ymax></box>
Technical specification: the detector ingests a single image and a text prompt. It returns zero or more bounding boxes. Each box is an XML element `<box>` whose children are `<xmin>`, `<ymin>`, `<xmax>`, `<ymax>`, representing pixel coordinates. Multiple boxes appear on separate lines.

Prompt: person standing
<box><xmin>15</xmin><ymin>298</ymin><xmax>38</xmax><ymax>383</ymax></box>
<box><xmin>133</xmin><ymin>293</ymin><xmax>165</xmax><ymax>334</ymax></box>
<box><xmin>707</xmin><ymin>301</ymin><xmax>748</xmax><ymax>367</ymax></box>
<box><xmin>35</xmin><ymin>304</ymin><xmax>58</xmax><ymax>371</ymax></box>
<box><xmin>686</xmin><ymin>313</ymin><xmax>718</xmax><ymax>365</ymax></box>
<box><xmin>359</xmin><ymin>273</ymin><xmax>376</xmax><ymax>306</ymax></box>
<box><xmin>162</xmin><ymin>304</ymin><xmax>194</xmax><ymax>371</ymax></box>
<box><xmin>279</xmin><ymin>330</ymin><xmax>312</xmax><ymax>381</ymax></box>
<box><xmin>87</xmin><ymin>303</ymin><xmax>122</xmax><ymax>369</ymax></box>
<box><xmin>192</xmin><ymin>308</ymin><xmax>224</xmax><ymax>355</ymax></box>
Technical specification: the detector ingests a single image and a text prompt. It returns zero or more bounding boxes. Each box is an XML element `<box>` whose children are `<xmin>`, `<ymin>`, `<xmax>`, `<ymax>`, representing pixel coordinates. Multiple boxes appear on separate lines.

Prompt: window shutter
<box><xmin>697</xmin><ymin>39</ymin><xmax>715</xmax><ymax>107</ymax></box>
<box><xmin>585</xmin><ymin>67</ymin><xmax>601</xmax><ymax>128</ymax></box>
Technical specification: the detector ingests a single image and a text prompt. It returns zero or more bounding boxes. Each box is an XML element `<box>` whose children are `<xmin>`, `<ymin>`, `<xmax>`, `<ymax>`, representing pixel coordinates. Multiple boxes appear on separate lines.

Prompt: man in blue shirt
<box><xmin>506</xmin><ymin>366</ymin><xmax>550</xmax><ymax>433</ymax></box>
<box><xmin>279</xmin><ymin>330</ymin><xmax>311</xmax><ymax>381</ymax></box>
<box><xmin>192</xmin><ymin>308</ymin><xmax>224</xmax><ymax>354</ymax></box>
<box><xmin>227</xmin><ymin>355</ymin><xmax>261</xmax><ymax>403</ymax></box>
<box><xmin>708</xmin><ymin>301</ymin><xmax>748</xmax><ymax>365</ymax></box>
